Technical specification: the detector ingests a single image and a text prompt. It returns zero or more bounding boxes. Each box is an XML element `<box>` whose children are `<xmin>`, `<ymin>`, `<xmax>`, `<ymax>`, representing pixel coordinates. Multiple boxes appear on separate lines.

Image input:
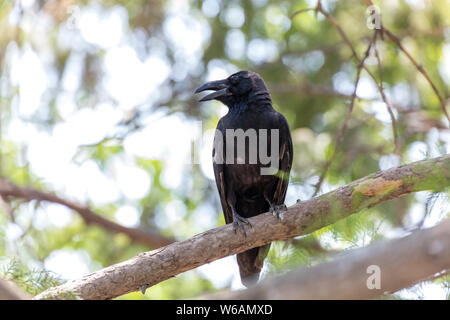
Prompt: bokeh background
<box><xmin>0</xmin><ymin>0</ymin><xmax>449</xmax><ymax>299</ymax></box>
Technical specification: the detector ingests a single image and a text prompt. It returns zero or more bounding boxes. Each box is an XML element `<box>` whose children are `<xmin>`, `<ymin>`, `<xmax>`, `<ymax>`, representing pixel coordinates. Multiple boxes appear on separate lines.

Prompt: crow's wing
<box><xmin>272</xmin><ymin>112</ymin><xmax>293</xmax><ymax>205</ymax></box>
<box><xmin>212</xmin><ymin>120</ymin><xmax>233</xmax><ymax>225</ymax></box>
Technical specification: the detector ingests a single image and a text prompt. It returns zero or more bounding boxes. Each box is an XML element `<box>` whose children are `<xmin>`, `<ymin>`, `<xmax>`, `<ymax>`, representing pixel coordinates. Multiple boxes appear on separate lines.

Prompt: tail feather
<box><xmin>237</xmin><ymin>244</ymin><xmax>270</xmax><ymax>287</ymax></box>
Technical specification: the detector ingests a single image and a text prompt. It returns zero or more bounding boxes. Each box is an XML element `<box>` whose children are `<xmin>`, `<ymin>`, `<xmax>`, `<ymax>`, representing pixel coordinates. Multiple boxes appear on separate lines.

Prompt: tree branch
<box><xmin>361</xmin><ymin>1</ymin><xmax>450</xmax><ymax>124</ymax></box>
<box><xmin>33</xmin><ymin>155</ymin><xmax>450</xmax><ymax>300</ymax></box>
<box><xmin>0</xmin><ymin>278</ymin><xmax>31</xmax><ymax>300</ymax></box>
<box><xmin>208</xmin><ymin>218</ymin><xmax>450</xmax><ymax>299</ymax></box>
<box><xmin>312</xmin><ymin>30</ymin><xmax>378</xmax><ymax>197</ymax></box>
<box><xmin>0</xmin><ymin>178</ymin><xmax>174</xmax><ymax>248</ymax></box>
<box><xmin>292</xmin><ymin>4</ymin><xmax>400</xmax><ymax>196</ymax></box>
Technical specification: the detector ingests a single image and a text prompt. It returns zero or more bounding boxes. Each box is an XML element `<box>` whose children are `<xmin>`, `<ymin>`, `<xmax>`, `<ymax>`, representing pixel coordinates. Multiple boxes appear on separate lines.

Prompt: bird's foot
<box><xmin>269</xmin><ymin>203</ymin><xmax>287</xmax><ymax>220</ymax></box>
<box><xmin>140</xmin><ymin>284</ymin><xmax>150</xmax><ymax>294</ymax></box>
<box><xmin>232</xmin><ymin>210</ymin><xmax>252</xmax><ymax>237</ymax></box>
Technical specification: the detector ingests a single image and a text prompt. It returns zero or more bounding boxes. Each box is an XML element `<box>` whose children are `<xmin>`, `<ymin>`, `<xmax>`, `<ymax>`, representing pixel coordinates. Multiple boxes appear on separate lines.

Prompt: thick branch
<box><xmin>0</xmin><ymin>278</ymin><xmax>31</xmax><ymax>300</ymax></box>
<box><xmin>209</xmin><ymin>218</ymin><xmax>450</xmax><ymax>299</ymax></box>
<box><xmin>0</xmin><ymin>179</ymin><xmax>174</xmax><ymax>248</ymax></box>
<box><xmin>33</xmin><ymin>155</ymin><xmax>450</xmax><ymax>300</ymax></box>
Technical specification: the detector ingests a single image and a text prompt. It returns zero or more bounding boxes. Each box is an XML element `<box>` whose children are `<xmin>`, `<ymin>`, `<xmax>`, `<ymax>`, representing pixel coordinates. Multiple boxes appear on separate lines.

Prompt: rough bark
<box><xmin>34</xmin><ymin>155</ymin><xmax>450</xmax><ymax>300</ymax></box>
<box><xmin>208</xmin><ymin>218</ymin><xmax>450</xmax><ymax>299</ymax></box>
<box><xmin>0</xmin><ymin>178</ymin><xmax>174</xmax><ymax>248</ymax></box>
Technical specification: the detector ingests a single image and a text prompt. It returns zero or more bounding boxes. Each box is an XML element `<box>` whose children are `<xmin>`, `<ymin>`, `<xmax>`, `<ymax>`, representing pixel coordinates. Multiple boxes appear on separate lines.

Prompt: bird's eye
<box><xmin>230</xmin><ymin>76</ymin><xmax>238</xmax><ymax>85</ymax></box>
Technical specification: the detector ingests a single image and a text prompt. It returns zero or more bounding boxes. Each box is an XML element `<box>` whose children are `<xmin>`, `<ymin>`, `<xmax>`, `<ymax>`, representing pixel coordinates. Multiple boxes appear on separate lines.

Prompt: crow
<box><xmin>195</xmin><ymin>71</ymin><xmax>293</xmax><ymax>287</ymax></box>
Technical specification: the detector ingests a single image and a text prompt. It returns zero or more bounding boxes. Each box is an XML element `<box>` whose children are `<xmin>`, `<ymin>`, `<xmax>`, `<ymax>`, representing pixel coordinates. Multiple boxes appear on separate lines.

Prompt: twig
<box><xmin>312</xmin><ymin>31</ymin><xmax>377</xmax><ymax>197</ymax></box>
<box><xmin>292</xmin><ymin>4</ymin><xmax>400</xmax><ymax>195</ymax></box>
<box><xmin>372</xmin><ymin>37</ymin><xmax>400</xmax><ymax>154</ymax></box>
<box><xmin>360</xmin><ymin>1</ymin><xmax>449</xmax><ymax>125</ymax></box>
<box><xmin>0</xmin><ymin>178</ymin><xmax>174</xmax><ymax>248</ymax></box>
<box><xmin>382</xmin><ymin>28</ymin><xmax>450</xmax><ymax>124</ymax></box>
<box><xmin>290</xmin><ymin>8</ymin><xmax>316</xmax><ymax>19</ymax></box>
<box><xmin>314</xmin><ymin>4</ymin><xmax>399</xmax><ymax>152</ymax></box>
<box><xmin>321</xmin><ymin>4</ymin><xmax>399</xmax><ymax>147</ymax></box>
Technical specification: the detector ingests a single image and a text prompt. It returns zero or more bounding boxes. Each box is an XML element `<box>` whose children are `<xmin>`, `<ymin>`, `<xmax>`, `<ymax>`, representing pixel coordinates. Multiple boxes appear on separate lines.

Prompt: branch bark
<box><xmin>33</xmin><ymin>155</ymin><xmax>450</xmax><ymax>300</ymax></box>
<box><xmin>0</xmin><ymin>278</ymin><xmax>31</xmax><ymax>300</ymax></box>
<box><xmin>208</xmin><ymin>218</ymin><xmax>450</xmax><ymax>299</ymax></box>
<box><xmin>0</xmin><ymin>178</ymin><xmax>174</xmax><ymax>248</ymax></box>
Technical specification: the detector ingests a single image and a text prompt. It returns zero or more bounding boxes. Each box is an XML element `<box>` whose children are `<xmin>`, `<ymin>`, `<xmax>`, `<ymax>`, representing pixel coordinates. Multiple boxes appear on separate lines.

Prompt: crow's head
<box><xmin>195</xmin><ymin>71</ymin><xmax>270</xmax><ymax>108</ymax></box>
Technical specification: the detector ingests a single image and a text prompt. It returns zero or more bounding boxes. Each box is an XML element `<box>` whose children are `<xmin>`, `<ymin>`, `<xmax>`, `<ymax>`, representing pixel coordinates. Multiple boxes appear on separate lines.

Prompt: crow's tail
<box><xmin>237</xmin><ymin>244</ymin><xmax>270</xmax><ymax>287</ymax></box>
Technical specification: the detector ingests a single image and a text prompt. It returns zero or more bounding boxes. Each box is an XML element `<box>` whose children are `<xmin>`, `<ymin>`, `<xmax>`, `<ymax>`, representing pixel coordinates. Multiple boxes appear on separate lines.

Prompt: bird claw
<box><xmin>140</xmin><ymin>284</ymin><xmax>150</xmax><ymax>294</ymax></box>
<box><xmin>232</xmin><ymin>212</ymin><xmax>252</xmax><ymax>237</ymax></box>
<box><xmin>270</xmin><ymin>204</ymin><xmax>287</xmax><ymax>220</ymax></box>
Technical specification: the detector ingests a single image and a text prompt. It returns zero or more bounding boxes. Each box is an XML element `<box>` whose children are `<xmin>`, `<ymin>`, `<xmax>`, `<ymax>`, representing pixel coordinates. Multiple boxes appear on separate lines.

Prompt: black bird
<box><xmin>195</xmin><ymin>71</ymin><xmax>293</xmax><ymax>287</ymax></box>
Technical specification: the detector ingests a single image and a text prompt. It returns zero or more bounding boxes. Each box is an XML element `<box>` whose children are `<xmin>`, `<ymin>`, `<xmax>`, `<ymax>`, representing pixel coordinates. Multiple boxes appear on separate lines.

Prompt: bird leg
<box><xmin>264</xmin><ymin>196</ymin><xmax>287</xmax><ymax>220</ymax></box>
<box><xmin>270</xmin><ymin>204</ymin><xmax>287</xmax><ymax>219</ymax></box>
<box><xmin>140</xmin><ymin>284</ymin><xmax>150</xmax><ymax>294</ymax></box>
<box><xmin>231</xmin><ymin>205</ymin><xmax>252</xmax><ymax>237</ymax></box>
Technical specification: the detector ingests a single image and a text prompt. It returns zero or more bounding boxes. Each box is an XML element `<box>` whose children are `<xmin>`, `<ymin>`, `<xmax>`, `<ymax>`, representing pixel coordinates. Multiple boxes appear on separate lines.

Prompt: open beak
<box><xmin>195</xmin><ymin>79</ymin><xmax>230</xmax><ymax>102</ymax></box>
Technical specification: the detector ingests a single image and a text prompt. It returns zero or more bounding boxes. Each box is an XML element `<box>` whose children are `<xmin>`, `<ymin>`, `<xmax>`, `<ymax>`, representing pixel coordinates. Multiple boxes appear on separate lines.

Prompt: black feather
<box><xmin>196</xmin><ymin>70</ymin><xmax>293</xmax><ymax>287</ymax></box>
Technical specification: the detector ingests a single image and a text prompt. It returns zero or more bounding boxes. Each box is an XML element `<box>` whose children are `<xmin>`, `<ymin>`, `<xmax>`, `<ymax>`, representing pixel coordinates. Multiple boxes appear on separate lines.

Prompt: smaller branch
<box><xmin>360</xmin><ymin>1</ymin><xmax>450</xmax><ymax>125</ymax></box>
<box><xmin>312</xmin><ymin>31</ymin><xmax>376</xmax><ymax>197</ymax></box>
<box><xmin>372</xmin><ymin>36</ymin><xmax>400</xmax><ymax>154</ymax></box>
<box><xmin>290</xmin><ymin>8</ymin><xmax>316</xmax><ymax>19</ymax></box>
<box><xmin>382</xmin><ymin>28</ymin><xmax>450</xmax><ymax>124</ymax></box>
<box><xmin>400</xmin><ymin>25</ymin><xmax>450</xmax><ymax>38</ymax></box>
<box><xmin>314</xmin><ymin>5</ymin><xmax>399</xmax><ymax>155</ymax></box>
<box><xmin>314</xmin><ymin>3</ymin><xmax>359</xmax><ymax>62</ymax></box>
<box><xmin>208</xmin><ymin>218</ymin><xmax>450</xmax><ymax>300</ymax></box>
<box><xmin>292</xmin><ymin>5</ymin><xmax>400</xmax><ymax>195</ymax></box>
<box><xmin>0</xmin><ymin>178</ymin><xmax>174</xmax><ymax>248</ymax></box>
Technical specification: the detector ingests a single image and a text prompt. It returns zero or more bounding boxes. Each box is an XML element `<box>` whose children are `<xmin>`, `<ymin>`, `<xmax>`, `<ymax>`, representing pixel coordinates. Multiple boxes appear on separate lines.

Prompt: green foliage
<box><xmin>1</xmin><ymin>259</ymin><xmax>62</xmax><ymax>295</ymax></box>
<box><xmin>0</xmin><ymin>0</ymin><xmax>449</xmax><ymax>299</ymax></box>
<box><xmin>119</xmin><ymin>270</ymin><xmax>217</xmax><ymax>300</ymax></box>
